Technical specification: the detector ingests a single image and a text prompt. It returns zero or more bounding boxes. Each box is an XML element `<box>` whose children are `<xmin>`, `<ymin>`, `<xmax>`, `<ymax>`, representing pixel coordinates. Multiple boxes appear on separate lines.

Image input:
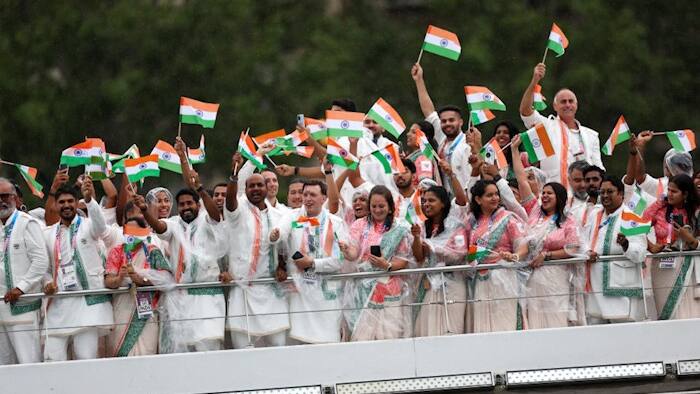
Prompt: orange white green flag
<box><xmin>371</xmin><ymin>144</ymin><xmax>405</xmax><ymax>174</ymax></box>
<box><xmin>520</xmin><ymin>123</ymin><xmax>555</xmax><ymax>163</ymax></box>
<box><xmin>415</xmin><ymin>128</ymin><xmax>436</xmax><ymax>160</ymax></box>
<box><xmin>465</xmin><ymin>86</ymin><xmax>506</xmax><ymax>111</ymax></box>
<box><xmin>325</xmin><ymin>111</ymin><xmax>364</xmax><ymax>138</ymax></box>
<box><xmin>470</xmin><ymin>109</ymin><xmax>495</xmax><ymax>126</ymax></box>
<box><xmin>151</xmin><ymin>140</ymin><xmax>182</xmax><ymax>174</ymax></box>
<box><xmin>14</xmin><ymin>164</ymin><xmax>44</xmax><ymax>198</ymax></box>
<box><xmin>60</xmin><ymin>138</ymin><xmax>106</xmax><ymax>167</ymax></box>
<box><xmin>533</xmin><ymin>84</ymin><xmax>547</xmax><ymax>111</ymax></box>
<box><xmin>619</xmin><ymin>210</ymin><xmax>652</xmax><ymax>236</ymax></box>
<box><xmin>305</xmin><ymin>118</ymin><xmax>327</xmax><ymax>140</ymax></box>
<box><xmin>547</xmin><ymin>23</ymin><xmax>569</xmax><ymax>57</ymax></box>
<box><xmin>366</xmin><ymin>98</ymin><xmax>406</xmax><ymax>138</ymax></box>
<box><xmin>179</xmin><ymin>97</ymin><xmax>219</xmax><ymax>128</ymax></box>
<box><xmin>404</xmin><ymin>189</ymin><xmax>427</xmax><ymax>225</ymax></box>
<box><xmin>252</xmin><ymin>129</ymin><xmax>287</xmax><ymax>147</ymax></box>
<box><xmin>421</xmin><ymin>25</ymin><xmax>461</xmax><ymax>61</ymax></box>
<box><xmin>292</xmin><ymin>216</ymin><xmax>320</xmax><ymax>229</ymax></box>
<box><xmin>238</xmin><ymin>131</ymin><xmax>266</xmax><ymax>170</ymax></box>
<box><xmin>666</xmin><ymin>129</ymin><xmax>696</xmax><ymax>153</ymax></box>
<box><xmin>480</xmin><ymin>139</ymin><xmax>508</xmax><ymax>169</ymax></box>
<box><xmin>326</xmin><ymin>138</ymin><xmax>358</xmax><ymax>170</ymax></box>
<box><xmin>187</xmin><ymin>135</ymin><xmax>206</xmax><ymax>164</ymax></box>
<box><xmin>125</xmin><ymin>155</ymin><xmax>160</xmax><ymax>183</ymax></box>
<box><xmin>601</xmin><ymin>115</ymin><xmax>631</xmax><ymax>156</ymax></box>
<box><xmin>123</xmin><ymin>223</ymin><xmax>151</xmax><ymax>252</ymax></box>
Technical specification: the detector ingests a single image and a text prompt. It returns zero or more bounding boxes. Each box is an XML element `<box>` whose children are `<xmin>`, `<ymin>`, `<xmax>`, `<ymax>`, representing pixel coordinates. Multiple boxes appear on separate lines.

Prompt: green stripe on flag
<box><xmin>127</xmin><ymin>168</ymin><xmax>159</xmax><ymax>183</ymax></box>
<box><xmin>371</xmin><ymin>151</ymin><xmax>393</xmax><ymax>174</ymax></box>
<box><xmin>520</xmin><ymin>132</ymin><xmax>540</xmax><ymax>163</ymax></box>
<box><xmin>667</xmin><ymin>133</ymin><xmax>685</xmax><ymax>152</ymax></box>
<box><xmin>327</xmin><ymin>154</ymin><xmax>357</xmax><ymax>170</ymax></box>
<box><xmin>620</xmin><ymin>225</ymin><xmax>651</xmax><ymax>236</ymax></box>
<box><xmin>421</xmin><ymin>42</ymin><xmax>459</xmax><ymax>61</ymax></box>
<box><xmin>468</xmin><ymin>101</ymin><xmax>506</xmax><ymax>112</ymax></box>
<box><xmin>547</xmin><ymin>41</ymin><xmax>565</xmax><ymax>56</ymax></box>
<box><xmin>327</xmin><ymin>128</ymin><xmax>363</xmax><ymax>138</ymax></box>
<box><xmin>367</xmin><ymin>109</ymin><xmax>401</xmax><ymax>138</ymax></box>
<box><xmin>179</xmin><ymin>114</ymin><xmax>216</xmax><ymax>128</ymax></box>
<box><xmin>60</xmin><ymin>156</ymin><xmax>92</xmax><ymax>167</ymax></box>
<box><xmin>158</xmin><ymin>160</ymin><xmax>183</xmax><ymax>174</ymax></box>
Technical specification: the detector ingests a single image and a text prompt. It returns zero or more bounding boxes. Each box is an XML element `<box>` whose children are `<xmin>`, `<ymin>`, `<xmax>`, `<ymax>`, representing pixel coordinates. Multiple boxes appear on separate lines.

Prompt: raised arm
<box><xmin>324</xmin><ymin>158</ymin><xmax>340</xmax><ymax>215</ymax></box>
<box><xmin>411</xmin><ymin>63</ymin><xmax>436</xmax><ymax>118</ymax></box>
<box><xmin>226</xmin><ymin>152</ymin><xmax>243</xmax><ymax>212</ymax></box>
<box><xmin>519</xmin><ymin>63</ymin><xmax>546</xmax><ymax>117</ymax></box>
<box><xmin>100</xmin><ymin>177</ymin><xmax>118</xmax><ymax>208</ymax></box>
<box><xmin>510</xmin><ymin>135</ymin><xmax>534</xmax><ymax>200</ymax></box>
<box><xmin>81</xmin><ymin>176</ymin><xmax>107</xmax><ymax>239</ymax></box>
<box><xmin>632</xmin><ymin>130</ymin><xmax>653</xmax><ymax>185</ymax></box>
<box><xmin>45</xmin><ymin>168</ymin><xmax>69</xmax><ymax>226</ymax></box>
<box><xmin>439</xmin><ymin>159</ymin><xmax>467</xmax><ymax>206</ymax></box>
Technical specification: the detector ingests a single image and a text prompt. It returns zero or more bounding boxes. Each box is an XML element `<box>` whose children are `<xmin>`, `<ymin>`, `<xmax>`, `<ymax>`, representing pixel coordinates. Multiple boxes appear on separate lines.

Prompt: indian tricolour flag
<box><xmin>238</xmin><ymin>131</ymin><xmax>266</xmax><ymax>170</ymax></box>
<box><xmin>422</xmin><ymin>25</ymin><xmax>461</xmax><ymax>61</ymax></box>
<box><xmin>285</xmin><ymin>145</ymin><xmax>314</xmax><ymax>158</ymax></box>
<box><xmin>325</xmin><ymin>110</ymin><xmax>364</xmax><ymax>138</ymax></box>
<box><xmin>465</xmin><ymin>86</ymin><xmax>506</xmax><ymax>111</ymax></box>
<box><xmin>619</xmin><ymin>210</ymin><xmax>652</xmax><ymax>236</ymax></box>
<box><xmin>85</xmin><ymin>155</ymin><xmax>111</xmax><ymax>180</ymax></box>
<box><xmin>404</xmin><ymin>190</ymin><xmax>427</xmax><ymax>225</ymax></box>
<box><xmin>123</xmin><ymin>223</ymin><xmax>151</xmax><ymax>252</ymax></box>
<box><xmin>480</xmin><ymin>139</ymin><xmax>508</xmax><ymax>169</ymax></box>
<box><xmin>366</xmin><ymin>98</ymin><xmax>406</xmax><ymax>139</ymax></box>
<box><xmin>470</xmin><ymin>109</ymin><xmax>495</xmax><ymax>126</ymax></box>
<box><xmin>187</xmin><ymin>135</ymin><xmax>206</xmax><ymax>164</ymax></box>
<box><xmin>14</xmin><ymin>164</ymin><xmax>44</xmax><ymax>198</ymax></box>
<box><xmin>626</xmin><ymin>186</ymin><xmax>649</xmax><ymax>216</ymax></box>
<box><xmin>60</xmin><ymin>138</ymin><xmax>106</xmax><ymax>167</ymax></box>
<box><xmin>151</xmin><ymin>140</ymin><xmax>182</xmax><ymax>174</ymax></box>
<box><xmin>371</xmin><ymin>144</ymin><xmax>405</xmax><ymax>174</ymax></box>
<box><xmin>305</xmin><ymin>118</ymin><xmax>327</xmax><ymax>140</ymax></box>
<box><xmin>124</xmin><ymin>155</ymin><xmax>160</xmax><ymax>183</ymax></box>
<box><xmin>520</xmin><ymin>123</ymin><xmax>555</xmax><ymax>163</ymax></box>
<box><xmin>292</xmin><ymin>216</ymin><xmax>320</xmax><ymax>229</ymax></box>
<box><xmin>271</xmin><ymin>129</ymin><xmax>309</xmax><ymax>156</ymax></box>
<box><xmin>547</xmin><ymin>23</ymin><xmax>569</xmax><ymax>57</ymax></box>
<box><xmin>415</xmin><ymin>128</ymin><xmax>435</xmax><ymax>159</ymax></box>
<box><xmin>326</xmin><ymin>138</ymin><xmax>358</xmax><ymax>170</ymax></box>
<box><xmin>601</xmin><ymin>115</ymin><xmax>631</xmax><ymax>156</ymax></box>
<box><xmin>253</xmin><ymin>129</ymin><xmax>287</xmax><ymax>147</ymax></box>
<box><xmin>533</xmin><ymin>84</ymin><xmax>547</xmax><ymax>111</ymax></box>
<box><xmin>467</xmin><ymin>245</ymin><xmax>489</xmax><ymax>262</ymax></box>
<box><xmin>666</xmin><ymin>129</ymin><xmax>696</xmax><ymax>153</ymax></box>
<box><xmin>108</xmin><ymin>144</ymin><xmax>140</xmax><ymax>162</ymax></box>
<box><xmin>179</xmin><ymin>97</ymin><xmax>219</xmax><ymax>128</ymax></box>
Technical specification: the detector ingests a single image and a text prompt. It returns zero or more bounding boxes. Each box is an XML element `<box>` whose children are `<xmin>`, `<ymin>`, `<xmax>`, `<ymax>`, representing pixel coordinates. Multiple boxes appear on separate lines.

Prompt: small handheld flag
<box><xmin>179</xmin><ymin>97</ymin><xmax>219</xmax><ymax>129</ymax></box>
<box><xmin>420</xmin><ymin>25</ymin><xmax>461</xmax><ymax>61</ymax></box>
<box><xmin>601</xmin><ymin>115</ymin><xmax>631</xmax><ymax>156</ymax></box>
<box><xmin>545</xmin><ymin>23</ymin><xmax>569</xmax><ymax>60</ymax></box>
<box><xmin>465</xmin><ymin>86</ymin><xmax>506</xmax><ymax>112</ymax></box>
<box><xmin>366</xmin><ymin>98</ymin><xmax>406</xmax><ymax>139</ymax></box>
<box><xmin>666</xmin><ymin>129</ymin><xmax>695</xmax><ymax>153</ymax></box>
<box><xmin>520</xmin><ymin>123</ymin><xmax>555</xmax><ymax>163</ymax></box>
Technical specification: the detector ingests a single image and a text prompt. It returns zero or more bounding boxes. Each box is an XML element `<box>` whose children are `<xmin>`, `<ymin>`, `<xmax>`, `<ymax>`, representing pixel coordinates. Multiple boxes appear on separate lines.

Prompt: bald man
<box><xmin>519</xmin><ymin>63</ymin><xmax>604</xmax><ymax>188</ymax></box>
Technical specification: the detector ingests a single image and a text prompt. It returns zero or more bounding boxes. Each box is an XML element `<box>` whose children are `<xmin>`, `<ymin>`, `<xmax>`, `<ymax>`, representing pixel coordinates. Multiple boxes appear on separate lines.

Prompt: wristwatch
<box><xmin>386</xmin><ymin>262</ymin><xmax>393</xmax><ymax>272</ymax></box>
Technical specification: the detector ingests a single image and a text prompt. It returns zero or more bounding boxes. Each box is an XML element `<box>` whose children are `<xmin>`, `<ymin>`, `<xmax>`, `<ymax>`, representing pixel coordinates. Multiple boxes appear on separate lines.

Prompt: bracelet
<box><xmin>386</xmin><ymin>262</ymin><xmax>393</xmax><ymax>272</ymax></box>
<box><xmin>228</xmin><ymin>175</ymin><xmax>238</xmax><ymax>183</ymax></box>
<box><xmin>294</xmin><ymin>167</ymin><xmax>299</xmax><ymax>176</ymax></box>
<box><xmin>492</xmin><ymin>175</ymin><xmax>502</xmax><ymax>183</ymax></box>
<box><xmin>324</xmin><ymin>170</ymin><xmax>333</xmax><ymax>175</ymax></box>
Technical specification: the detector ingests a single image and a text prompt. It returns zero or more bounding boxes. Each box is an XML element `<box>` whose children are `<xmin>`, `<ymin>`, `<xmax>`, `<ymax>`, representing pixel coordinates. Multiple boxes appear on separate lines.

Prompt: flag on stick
<box><xmin>520</xmin><ymin>123</ymin><xmax>555</xmax><ymax>163</ymax></box>
<box><xmin>626</xmin><ymin>186</ymin><xmax>649</xmax><ymax>216</ymax></box>
<box><xmin>470</xmin><ymin>109</ymin><xmax>495</xmax><ymax>126</ymax></box>
<box><xmin>179</xmin><ymin>97</ymin><xmax>219</xmax><ymax>128</ymax></box>
<box><xmin>151</xmin><ymin>140</ymin><xmax>182</xmax><ymax>174</ymax></box>
<box><xmin>325</xmin><ymin>111</ymin><xmax>364</xmax><ymax>138</ymax></box>
<box><xmin>601</xmin><ymin>115</ymin><xmax>632</xmax><ymax>156</ymax></box>
<box><xmin>404</xmin><ymin>189</ymin><xmax>427</xmax><ymax>225</ymax></box>
<box><xmin>371</xmin><ymin>144</ymin><xmax>405</xmax><ymax>174</ymax></box>
<box><xmin>421</xmin><ymin>25</ymin><xmax>461</xmax><ymax>61</ymax></box>
<box><xmin>14</xmin><ymin>164</ymin><xmax>44</xmax><ymax>198</ymax></box>
<box><xmin>666</xmin><ymin>129</ymin><xmax>696</xmax><ymax>153</ymax></box>
<box><xmin>124</xmin><ymin>155</ymin><xmax>160</xmax><ymax>183</ymax></box>
<box><xmin>619</xmin><ymin>210</ymin><xmax>652</xmax><ymax>236</ymax></box>
<box><xmin>60</xmin><ymin>138</ymin><xmax>106</xmax><ymax>167</ymax></box>
<box><xmin>480</xmin><ymin>139</ymin><xmax>508</xmax><ymax>169</ymax></box>
<box><xmin>326</xmin><ymin>138</ymin><xmax>358</xmax><ymax>170</ymax></box>
<box><xmin>187</xmin><ymin>135</ymin><xmax>206</xmax><ymax>164</ymax></box>
<box><xmin>305</xmin><ymin>118</ymin><xmax>327</xmax><ymax>140</ymax></box>
<box><xmin>546</xmin><ymin>23</ymin><xmax>569</xmax><ymax>57</ymax></box>
<box><xmin>366</xmin><ymin>98</ymin><xmax>406</xmax><ymax>139</ymax></box>
<box><xmin>465</xmin><ymin>86</ymin><xmax>506</xmax><ymax>111</ymax></box>
<box><xmin>238</xmin><ymin>131</ymin><xmax>266</xmax><ymax>170</ymax></box>
<box><xmin>415</xmin><ymin>128</ymin><xmax>436</xmax><ymax>159</ymax></box>
<box><xmin>533</xmin><ymin>84</ymin><xmax>547</xmax><ymax>111</ymax></box>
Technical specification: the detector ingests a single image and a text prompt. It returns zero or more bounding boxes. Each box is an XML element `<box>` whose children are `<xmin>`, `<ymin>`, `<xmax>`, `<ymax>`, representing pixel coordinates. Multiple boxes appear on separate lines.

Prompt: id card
<box><xmin>136</xmin><ymin>292</ymin><xmax>153</xmax><ymax>319</ymax></box>
<box><xmin>60</xmin><ymin>261</ymin><xmax>79</xmax><ymax>290</ymax></box>
<box><xmin>302</xmin><ymin>269</ymin><xmax>318</xmax><ymax>284</ymax></box>
<box><xmin>659</xmin><ymin>257</ymin><xmax>676</xmax><ymax>270</ymax></box>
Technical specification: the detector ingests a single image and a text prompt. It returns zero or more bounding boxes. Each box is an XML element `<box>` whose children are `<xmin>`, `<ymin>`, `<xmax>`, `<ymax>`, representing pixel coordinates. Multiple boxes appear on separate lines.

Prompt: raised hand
<box><xmin>533</xmin><ymin>63</ymin><xmax>546</xmax><ymax>83</ymax></box>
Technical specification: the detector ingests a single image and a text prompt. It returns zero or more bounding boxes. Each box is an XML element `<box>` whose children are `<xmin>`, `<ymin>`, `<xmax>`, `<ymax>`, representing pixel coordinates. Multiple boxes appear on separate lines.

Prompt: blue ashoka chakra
<box><xmin>195</xmin><ymin>109</ymin><xmax>204</xmax><ymax>117</ymax></box>
<box><xmin>340</xmin><ymin>120</ymin><xmax>350</xmax><ymax>129</ymax></box>
<box><xmin>75</xmin><ymin>149</ymin><xmax>83</xmax><ymax>156</ymax></box>
<box><xmin>384</xmin><ymin>153</ymin><xmax>392</xmax><ymax>161</ymax></box>
<box><xmin>532</xmin><ymin>138</ymin><xmax>542</xmax><ymax>148</ymax></box>
<box><xmin>483</xmin><ymin>93</ymin><xmax>493</xmax><ymax>101</ymax></box>
<box><xmin>385</xmin><ymin>114</ymin><xmax>392</xmax><ymax>121</ymax></box>
<box><xmin>162</xmin><ymin>152</ymin><xmax>171</xmax><ymax>160</ymax></box>
<box><xmin>627</xmin><ymin>202</ymin><xmax>635</xmax><ymax>209</ymax></box>
<box><xmin>339</xmin><ymin>150</ymin><xmax>348</xmax><ymax>157</ymax></box>
<box><xmin>630</xmin><ymin>221</ymin><xmax>638</xmax><ymax>227</ymax></box>
<box><xmin>138</xmin><ymin>163</ymin><xmax>147</xmax><ymax>170</ymax></box>
<box><xmin>677</xmin><ymin>131</ymin><xmax>685</xmax><ymax>138</ymax></box>
<box><xmin>439</xmin><ymin>38</ymin><xmax>448</xmax><ymax>47</ymax></box>
<box><xmin>126</xmin><ymin>235</ymin><xmax>135</xmax><ymax>244</ymax></box>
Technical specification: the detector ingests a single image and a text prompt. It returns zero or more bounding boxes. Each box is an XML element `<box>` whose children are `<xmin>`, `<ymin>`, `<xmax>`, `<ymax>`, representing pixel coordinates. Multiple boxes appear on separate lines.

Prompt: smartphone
<box><xmin>370</xmin><ymin>245</ymin><xmax>381</xmax><ymax>257</ymax></box>
<box><xmin>296</xmin><ymin>114</ymin><xmax>305</xmax><ymax>128</ymax></box>
<box><xmin>292</xmin><ymin>251</ymin><xmax>304</xmax><ymax>260</ymax></box>
<box><xmin>58</xmin><ymin>163</ymin><xmax>68</xmax><ymax>171</ymax></box>
<box><xmin>672</xmin><ymin>214</ymin><xmax>684</xmax><ymax>227</ymax></box>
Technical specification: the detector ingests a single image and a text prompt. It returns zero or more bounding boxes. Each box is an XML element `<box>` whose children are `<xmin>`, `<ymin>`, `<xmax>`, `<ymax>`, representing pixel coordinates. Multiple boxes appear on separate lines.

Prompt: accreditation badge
<box><xmin>136</xmin><ymin>292</ymin><xmax>154</xmax><ymax>319</ymax></box>
<box><xmin>659</xmin><ymin>257</ymin><xmax>676</xmax><ymax>270</ymax></box>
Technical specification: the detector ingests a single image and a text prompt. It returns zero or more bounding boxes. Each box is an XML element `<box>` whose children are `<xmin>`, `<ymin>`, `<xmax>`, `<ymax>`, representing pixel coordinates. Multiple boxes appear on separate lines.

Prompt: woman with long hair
<box><xmin>411</xmin><ymin>161</ymin><xmax>469</xmax><ymax>336</ymax></box>
<box><xmin>340</xmin><ymin>185</ymin><xmax>413</xmax><ymax>341</ymax></box>
<box><xmin>644</xmin><ymin>174</ymin><xmax>700</xmax><ymax>320</ymax></box>
<box><xmin>510</xmin><ymin>134</ymin><xmax>579</xmax><ymax>328</ymax></box>
<box><xmin>467</xmin><ymin>179</ymin><xmax>529</xmax><ymax>332</ymax></box>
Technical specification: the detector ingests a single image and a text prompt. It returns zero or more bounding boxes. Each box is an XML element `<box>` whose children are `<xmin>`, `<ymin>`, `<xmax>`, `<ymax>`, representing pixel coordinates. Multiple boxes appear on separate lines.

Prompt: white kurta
<box><xmin>276</xmin><ymin>208</ymin><xmax>347</xmax><ymax>343</ymax></box>
<box><xmin>521</xmin><ymin>111</ymin><xmax>604</xmax><ymax>184</ymax></box>
<box><xmin>426</xmin><ymin>111</ymin><xmax>472</xmax><ymax>195</ymax></box>
<box><xmin>225</xmin><ymin>197</ymin><xmax>289</xmax><ymax>335</ymax></box>
<box><xmin>584</xmin><ymin>205</ymin><xmax>647</xmax><ymax>321</ymax></box>
<box><xmin>337</xmin><ymin>132</ymin><xmax>400</xmax><ymax>201</ymax></box>
<box><xmin>43</xmin><ymin>199</ymin><xmax>113</xmax><ymax>336</ymax></box>
<box><xmin>0</xmin><ymin>210</ymin><xmax>48</xmax><ymax>325</ymax></box>
<box><xmin>158</xmin><ymin>211</ymin><xmax>226</xmax><ymax>345</ymax></box>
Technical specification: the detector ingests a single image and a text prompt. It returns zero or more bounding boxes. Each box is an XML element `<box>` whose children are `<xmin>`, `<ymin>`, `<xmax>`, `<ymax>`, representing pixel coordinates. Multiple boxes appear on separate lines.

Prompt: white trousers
<box><xmin>231</xmin><ymin>330</ymin><xmax>286</xmax><ymax>349</ymax></box>
<box><xmin>44</xmin><ymin>328</ymin><xmax>99</xmax><ymax>361</ymax></box>
<box><xmin>0</xmin><ymin>318</ymin><xmax>41</xmax><ymax>365</ymax></box>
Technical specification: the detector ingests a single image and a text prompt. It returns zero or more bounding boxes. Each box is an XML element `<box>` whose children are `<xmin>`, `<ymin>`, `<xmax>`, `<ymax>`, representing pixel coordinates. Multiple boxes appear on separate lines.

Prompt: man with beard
<box><xmin>225</xmin><ymin>154</ymin><xmax>289</xmax><ymax>348</ymax></box>
<box><xmin>565</xmin><ymin>161</ymin><xmax>591</xmax><ymax>224</ymax></box>
<box><xmin>0</xmin><ymin>178</ymin><xmax>48</xmax><ymax>364</ymax></box>
<box><xmin>104</xmin><ymin>200</ymin><xmax>172</xmax><ymax>357</ymax></box>
<box><xmin>270</xmin><ymin>179</ymin><xmax>348</xmax><ymax>344</ymax></box>
<box><xmin>411</xmin><ymin>63</ymin><xmax>472</xmax><ymax>196</ymax></box>
<box><xmin>519</xmin><ymin>63</ymin><xmax>604</xmax><ymax>187</ymax></box>
<box><xmin>584</xmin><ymin>176</ymin><xmax>647</xmax><ymax>323</ymax></box>
<box><xmin>43</xmin><ymin>179</ymin><xmax>114</xmax><ymax>361</ymax></box>
<box><xmin>142</xmin><ymin>137</ymin><xmax>226</xmax><ymax>352</ymax></box>
<box><xmin>393</xmin><ymin>159</ymin><xmax>417</xmax><ymax>220</ymax></box>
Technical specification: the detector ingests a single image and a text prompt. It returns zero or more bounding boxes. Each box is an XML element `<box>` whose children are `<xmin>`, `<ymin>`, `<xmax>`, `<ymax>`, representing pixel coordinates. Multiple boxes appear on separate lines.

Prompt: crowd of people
<box><xmin>0</xmin><ymin>62</ymin><xmax>698</xmax><ymax>364</ymax></box>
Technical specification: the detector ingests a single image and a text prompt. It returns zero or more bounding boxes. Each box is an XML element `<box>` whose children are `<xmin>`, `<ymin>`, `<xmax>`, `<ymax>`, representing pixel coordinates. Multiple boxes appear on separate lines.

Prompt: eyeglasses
<box><xmin>0</xmin><ymin>193</ymin><xmax>16</xmax><ymax>201</ymax></box>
